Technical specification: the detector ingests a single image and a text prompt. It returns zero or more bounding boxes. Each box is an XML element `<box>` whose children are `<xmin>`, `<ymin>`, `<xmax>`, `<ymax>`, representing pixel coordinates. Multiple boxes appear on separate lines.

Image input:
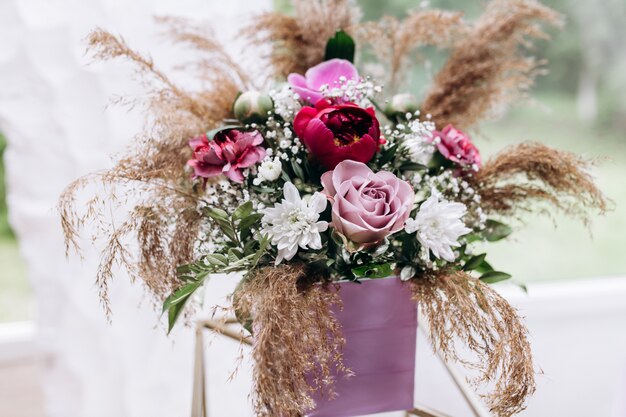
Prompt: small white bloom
<box><xmin>400</xmin><ymin>266</ymin><xmax>416</xmax><ymax>281</ymax></box>
<box><xmin>257</xmin><ymin>157</ymin><xmax>282</xmax><ymax>182</ymax></box>
<box><xmin>261</xmin><ymin>182</ymin><xmax>328</xmax><ymax>264</ymax></box>
<box><xmin>405</xmin><ymin>189</ymin><xmax>471</xmax><ymax>262</ymax></box>
<box><xmin>401</xmin><ymin>133</ymin><xmax>435</xmax><ymax>165</ymax></box>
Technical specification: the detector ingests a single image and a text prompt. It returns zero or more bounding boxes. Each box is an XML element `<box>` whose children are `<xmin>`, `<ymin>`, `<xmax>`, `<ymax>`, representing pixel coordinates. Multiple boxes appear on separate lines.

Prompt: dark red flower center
<box><xmin>321</xmin><ymin>108</ymin><xmax>374</xmax><ymax>147</ymax></box>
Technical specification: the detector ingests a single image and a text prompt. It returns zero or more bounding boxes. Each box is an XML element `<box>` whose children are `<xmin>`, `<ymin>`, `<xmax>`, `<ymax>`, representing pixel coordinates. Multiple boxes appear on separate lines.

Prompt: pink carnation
<box><xmin>321</xmin><ymin>160</ymin><xmax>415</xmax><ymax>246</ymax></box>
<box><xmin>432</xmin><ymin>125</ymin><xmax>481</xmax><ymax>169</ymax></box>
<box><xmin>188</xmin><ymin>129</ymin><xmax>266</xmax><ymax>183</ymax></box>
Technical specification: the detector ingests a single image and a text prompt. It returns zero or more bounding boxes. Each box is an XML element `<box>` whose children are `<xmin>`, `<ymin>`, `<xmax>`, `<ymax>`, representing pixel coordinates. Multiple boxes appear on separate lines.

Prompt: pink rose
<box><xmin>432</xmin><ymin>125</ymin><xmax>481</xmax><ymax>169</ymax></box>
<box><xmin>187</xmin><ymin>129</ymin><xmax>266</xmax><ymax>183</ymax></box>
<box><xmin>321</xmin><ymin>160</ymin><xmax>415</xmax><ymax>246</ymax></box>
<box><xmin>288</xmin><ymin>58</ymin><xmax>359</xmax><ymax>105</ymax></box>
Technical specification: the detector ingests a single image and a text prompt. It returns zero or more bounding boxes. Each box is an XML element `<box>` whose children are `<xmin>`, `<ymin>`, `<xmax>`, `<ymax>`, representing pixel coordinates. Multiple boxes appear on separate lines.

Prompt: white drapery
<box><xmin>0</xmin><ymin>1</ymin><xmax>267</xmax><ymax>416</ymax></box>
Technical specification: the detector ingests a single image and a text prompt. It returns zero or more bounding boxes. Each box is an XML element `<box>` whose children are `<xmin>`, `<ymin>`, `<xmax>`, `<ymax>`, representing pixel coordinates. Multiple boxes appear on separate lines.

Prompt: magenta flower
<box><xmin>188</xmin><ymin>129</ymin><xmax>266</xmax><ymax>183</ymax></box>
<box><xmin>321</xmin><ymin>160</ymin><xmax>415</xmax><ymax>246</ymax></box>
<box><xmin>432</xmin><ymin>125</ymin><xmax>482</xmax><ymax>169</ymax></box>
<box><xmin>293</xmin><ymin>100</ymin><xmax>381</xmax><ymax>169</ymax></box>
<box><xmin>288</xmin><ymin>58</ymin><xmax>359</xmax><ymax>105</ymax></box>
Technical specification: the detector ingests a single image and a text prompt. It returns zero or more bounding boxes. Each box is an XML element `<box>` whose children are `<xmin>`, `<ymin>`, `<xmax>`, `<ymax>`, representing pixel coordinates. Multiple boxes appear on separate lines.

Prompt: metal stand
<box><xmin>191</xmin><ymin>313</ymin><xmax>492</xmax><ymax>417</ymax></box>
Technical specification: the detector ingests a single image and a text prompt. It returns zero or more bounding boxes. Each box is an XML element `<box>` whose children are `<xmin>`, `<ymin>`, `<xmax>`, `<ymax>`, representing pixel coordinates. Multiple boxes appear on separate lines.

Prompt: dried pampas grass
<box><xmin>355</xmin><ymin>10</ymin><xmax>468</xmax><ymax>91</ymax></box>
<box><xmin>233</xmin><ymin>264</ymin><xmax>347</xmax><ymax>416</ymax></box>
<box><xmin>422</xmin><ymin>0</ymin><xmax>563</xmax><ymax>130</ymax></box>
<box><xmin>59</xmin><ymin>26</ymin><xmax>246</xmax><ymax>313</ymax></box>
<box><xmin>411</xmin><ymin>270</ymin><xmax>535</xmax><ymax>417</ymax></box>
<box><xmin>473</xmin><ymin>142</ymin><xmax>608</xmax><ymax>224</ymax></box>
<box><xmin>243</xmin><ymin>0</ymin><xmax>358</xmax><ymax>77</ymax></box>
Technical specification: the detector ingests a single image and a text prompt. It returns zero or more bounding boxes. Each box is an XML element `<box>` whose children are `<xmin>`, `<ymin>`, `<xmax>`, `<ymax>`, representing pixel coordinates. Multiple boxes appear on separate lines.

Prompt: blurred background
<box><xmin>0</xmin><ymin>0</ymin><xmax>625</xmax><ymax>416</ymax></box>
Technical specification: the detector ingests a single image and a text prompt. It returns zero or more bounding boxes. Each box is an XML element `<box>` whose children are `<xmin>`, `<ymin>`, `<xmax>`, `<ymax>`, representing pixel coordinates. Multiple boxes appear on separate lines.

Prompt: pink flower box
<box><xmin>309</xmin><ymin>277</ymin><xmax>418</xmax><ymax>417</ymax></box>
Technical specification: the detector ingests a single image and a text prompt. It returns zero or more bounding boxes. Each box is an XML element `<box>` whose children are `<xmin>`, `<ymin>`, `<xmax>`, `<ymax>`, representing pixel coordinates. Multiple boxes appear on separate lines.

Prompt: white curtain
<box><xmin>0</xmin><ymin>1</ymin><xmax>268</xmax><ymax>416</ymax></box>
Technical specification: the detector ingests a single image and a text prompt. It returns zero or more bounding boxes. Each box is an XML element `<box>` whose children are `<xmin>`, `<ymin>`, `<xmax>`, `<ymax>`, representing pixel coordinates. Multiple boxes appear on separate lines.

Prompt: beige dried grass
<box><xmin>411</xmin><ymin>269</ymin><xmax>535</xmax><ymax>417</ymax></box>
<box><xmin>242</xmin><ymin>0</ymin><xmax>358</xmax><ymax>77</ymax></box>
<box><xmin>59</xmin><ymin>27</ymin><xmax>244</xmax><ymax>312</ymax></box>
<box><xmin>473</xmin><ymin>142</ymin><xmax>608</xmax><ymax>224</ymax></box>
<box><xmin>421</xmin><ymin>0</ymin><xmax>563</xmax><ymax>129</ymax></box>
<box><xmin>233</xmin><ymin>264</ymin><xmax>347</xmax><ymax>416</ymax></box>
<box><xmin>355</xmin><ymin>10</ymin><xmax>468</xmax><ymax>91</ymax></box>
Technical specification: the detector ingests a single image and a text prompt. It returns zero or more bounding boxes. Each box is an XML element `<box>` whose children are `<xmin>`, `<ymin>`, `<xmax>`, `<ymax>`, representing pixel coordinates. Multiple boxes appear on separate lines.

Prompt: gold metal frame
<box><xmin>192</xmin><ymin>313</ymin><xmax>492</xmax><ymax>417</ymax></box>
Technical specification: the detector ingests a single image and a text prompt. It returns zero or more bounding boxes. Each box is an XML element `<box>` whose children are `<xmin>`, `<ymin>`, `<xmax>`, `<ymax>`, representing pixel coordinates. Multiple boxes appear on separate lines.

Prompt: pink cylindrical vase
<box><xmin>309</xmin><ymin>277</ymin><xmax>418</xmax><ymax>417</ymax></box>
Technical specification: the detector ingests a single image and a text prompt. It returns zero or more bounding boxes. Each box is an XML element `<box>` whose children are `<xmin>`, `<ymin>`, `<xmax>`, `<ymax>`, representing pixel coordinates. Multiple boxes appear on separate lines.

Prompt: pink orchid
<box><xmin>188</xmin><ymin>129</ymin><xmax>266</xmax><ymax>183</ymax></box>
<box><xmin>288</xmin><ymin>59</ymin><xmax>360</xmax><ymax>105</ymax></box>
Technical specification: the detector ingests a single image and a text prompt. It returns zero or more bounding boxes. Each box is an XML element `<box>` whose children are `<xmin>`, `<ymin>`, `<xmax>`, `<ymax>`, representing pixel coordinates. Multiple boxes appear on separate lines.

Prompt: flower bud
<box><xmin>257</xmin><ymin>157</ymin><xmax>282</xmax><ymax>182</ymax></box>
<box><xmin>384</xmin><ymin>93</ymin><xmax>419</xmax><ymax>118</ymax></box>
<box><xmin>233</xmin><ymin>91</ymin><xmax>274</xmax><ymax>124</ymax></box>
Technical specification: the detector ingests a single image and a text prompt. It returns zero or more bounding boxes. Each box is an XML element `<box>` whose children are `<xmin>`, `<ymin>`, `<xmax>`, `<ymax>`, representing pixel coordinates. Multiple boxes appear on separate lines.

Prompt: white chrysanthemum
<box><xmin>254</xmin><ymin>157</ymin><xmax>282</xmax><ymax>185</ymax></box>
<box><xmin>404</xmin><ymin>189</ymin><xmax>471</xmax><ymax>262</ymax></box>
<box><xmin>402</xmin><ymin>134</ymin><xmax>435</xmax><ymax>165</ymax></box>
<box><xmin>261</xmin><ymin>182</ymin><xmax>328</xmax><ymax>264</ymax></box>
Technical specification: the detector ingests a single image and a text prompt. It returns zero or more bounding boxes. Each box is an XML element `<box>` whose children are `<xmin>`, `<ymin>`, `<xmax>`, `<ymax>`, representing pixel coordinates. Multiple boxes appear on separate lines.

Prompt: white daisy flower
<box><xmin>404</xmin><ymin>189</ymin><xmax>471</xmax><ymax>262</ymax></box>
<box><xmin>261</xmin><ymin>182</ymin><xmax>328</xmax><ymax>264</ymax></box>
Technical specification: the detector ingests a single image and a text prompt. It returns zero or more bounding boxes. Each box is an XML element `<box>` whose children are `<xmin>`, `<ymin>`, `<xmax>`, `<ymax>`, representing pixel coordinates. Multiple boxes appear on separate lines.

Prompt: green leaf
<box><xmin>205</xmin><ymin>253</ymin><xmax>228</xmax><ymax>267</ymax></box>
<box><xmin>206</xmin><ymin>207</ymin><xmax>229</xmax><ymax>222</ymax></box>
<box><xmin>398</xmin><ymin>161</ymin><xmax>428</xmax><ymax>172</ymax></box>
<box><xmin>206</xmin><ymin>208</ymin><xmax>239</xmax><ymax>243</ymax></box>
<box><xmin>232</xmin><ymin>201</ymin><xmax>254</xmax><ymax>222</ymax></box>
<box><xmin>351</xmin><ymin>263</ymin><xmax>393</xmax><ymax>279</ymax></box>
<box><xmin>483</xmin><ymin>219</ymin><xmax>513</xmax><ymax>242</ymax></box>
<box><xmin>228</xmin><ymin>248</ymin><xmax>244</xmax><ymax>263</ymax></box>
<box><xmin>162</xmin><ymin>280</ymin><xmax>204</xmax><ymax>333</ymax></box>
<box><xmin>515</xmin><ymin>281</ymin><xmax>528</xmax><ymax>294</ymax></box>
<box><xmin>176</xmin><ymin>264</ymin><xmax>192</xmax><ymax>275</ymax></box>
<box><xmin>464</xmin><ymin>253</ymin><xmax>487</xmax><ymax>271</ymax></box>
<box><xmin>290</xmin><ymin>158</ymin><xmax>305</xmax><ymax>181</ymax></box>
<box><xmin>239</xmin><ymin>213</ymin><xmax>263</xmax><ymax>233</ymax></box>
<box><xmin>324</xmin><ymin>30</ymin><xmax>355</xmax><ymax>62</ymax></box>
<box><xmin>476</xmin><ymin>259</ymin><xmax>494</xmax><ymax>274</ymax></box>
<box><xmin>479</xmin><ymin>270</ymin><xmax>512</xmax><ymax>284</ymax></box>
<box><xmin>378</xmin><ymin>144</ymin><xmax>398</xmax><ymax>166</ymax></box>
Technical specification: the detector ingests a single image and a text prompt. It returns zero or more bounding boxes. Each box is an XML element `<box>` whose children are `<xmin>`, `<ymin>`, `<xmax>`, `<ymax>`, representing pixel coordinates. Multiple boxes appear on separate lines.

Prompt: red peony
<box><xmin>432</xmin><ymin>125</ymin><xmax>481</xmax><ymax>169</ymax></box>
<box><xmin>187</xmin><ymin>129</ymin><xmax>266</xmax><ymax>183</ymax></box>
<box><xmin>293</xmin><ymin>100</ymin><xmax>381</xmax><ymax>169</ymax></box>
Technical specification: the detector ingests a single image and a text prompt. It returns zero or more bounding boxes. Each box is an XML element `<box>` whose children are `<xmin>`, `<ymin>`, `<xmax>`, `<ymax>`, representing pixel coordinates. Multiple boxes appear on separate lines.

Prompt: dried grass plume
<box><xmin>234</xmin><ymin>264</ymin><xmax>348</xmax><ymax>416</ymax></box>
<box><xmin>243</xmin><ymin>0</ymin><xmax>358</xmax><ymax>77</ymax></box>
<box><xmin>355</xmin><ymin>10</ymin><xmax>468</xmax><ymax>91</ymax></box>
<box><xmin>473</xmin><ymin>142</ymin><xmax>608</xmax><ymax>223</ymax></box>
<box><xmin>422</xmin><ymin>0</ymin><xmax>563</xmax><ymax>129</ymax></box>
<box><xmin>412</xmin><ymin>270</ymin><xmax>535</xmax><ymax>417</ymax></box>
<box><xmin>60</xmin><ymin>24</ymin><xmax>248</xmax><ymax>312</ymax></box>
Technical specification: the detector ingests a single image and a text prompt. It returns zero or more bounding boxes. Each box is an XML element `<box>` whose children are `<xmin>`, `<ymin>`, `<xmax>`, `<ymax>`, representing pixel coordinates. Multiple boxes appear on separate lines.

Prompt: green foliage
<box><xmin>351</xmin><ymin>262</ymin><xmax>393</xmax><ymax>279</ymax></box>
<box><xmin>483</xmin><ymin>219</ymin><xmax>513</xmax><ymax>242</ymax></box>
<box><xmin>479</xmin><ymin>270</ymin><xmax>513</xmax><ymax>284</ymax></box>
<box><xmin>163</xmin><ymin>201</ymin><xmax>270</xmax><ymax>332</ymax></box>
<box><xmin>324</xmin><ymin>30</ymin><xmax>356</xmax><ymax>62</ymax></box>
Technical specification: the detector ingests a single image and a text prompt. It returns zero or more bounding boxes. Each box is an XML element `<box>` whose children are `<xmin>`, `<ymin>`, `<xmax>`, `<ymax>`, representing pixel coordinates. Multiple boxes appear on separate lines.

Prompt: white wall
<box><xmin>0</xmin><ymin>1</ymin><xmax>268</xmax><ymax>416</ymax></box>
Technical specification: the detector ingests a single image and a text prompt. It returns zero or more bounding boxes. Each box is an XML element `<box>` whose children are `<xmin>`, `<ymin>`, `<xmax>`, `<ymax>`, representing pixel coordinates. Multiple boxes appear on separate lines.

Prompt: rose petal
<box><xmin>331</xmin><ymin>160</ymin><xmax>373</xmax><ymax>195</ymax></box>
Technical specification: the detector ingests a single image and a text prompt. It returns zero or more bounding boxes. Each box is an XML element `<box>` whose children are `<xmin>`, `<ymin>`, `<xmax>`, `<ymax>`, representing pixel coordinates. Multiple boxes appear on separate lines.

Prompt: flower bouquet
<box><xmin>60</xmin><ymin>1</ymin><xmax>608</xmax><ymax>416</ymax></box>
